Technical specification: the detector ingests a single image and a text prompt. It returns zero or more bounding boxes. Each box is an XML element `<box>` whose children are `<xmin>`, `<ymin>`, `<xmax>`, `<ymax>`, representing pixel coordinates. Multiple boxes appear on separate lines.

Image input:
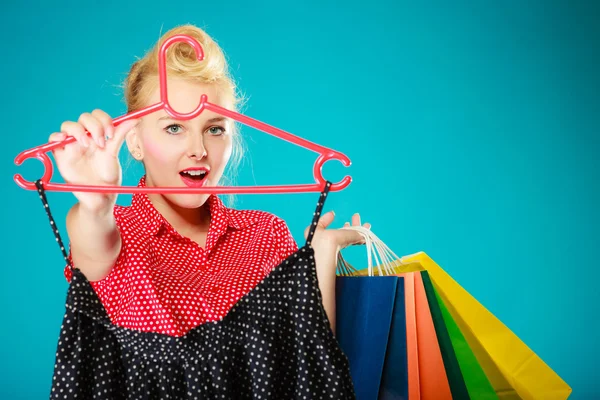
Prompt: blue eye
<box><xmin>208</xmin><ymin>126</ymin><xmax>225</xmax><ymax>135</ymax></box>
<box><xmin>166</xmin><ymin>124</ymin><xmax>183</xmax><ymax>135</ymax></box>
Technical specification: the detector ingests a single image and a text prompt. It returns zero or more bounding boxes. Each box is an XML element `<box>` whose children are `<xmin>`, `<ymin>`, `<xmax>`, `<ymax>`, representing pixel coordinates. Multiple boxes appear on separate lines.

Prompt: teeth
<box><xmin>183</xmin><ymin>170</ymin><xmax>207</xmax><ymax>177</ymax></box>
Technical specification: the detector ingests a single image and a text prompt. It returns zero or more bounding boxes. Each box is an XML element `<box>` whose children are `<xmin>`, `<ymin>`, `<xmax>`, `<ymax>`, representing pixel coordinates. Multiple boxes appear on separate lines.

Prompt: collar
<box><xmin>131</xmin><ymin>176</ymin><xmax>258</xmax><ymax>241</ymax></box>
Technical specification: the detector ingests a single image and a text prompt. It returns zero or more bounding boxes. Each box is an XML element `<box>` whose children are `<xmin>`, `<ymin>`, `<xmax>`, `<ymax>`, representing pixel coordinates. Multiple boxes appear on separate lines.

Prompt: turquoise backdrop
<box><xmin>1</xmin><ymin>0</ymin><xmax>598</xmax><ymax>398</ymax></box>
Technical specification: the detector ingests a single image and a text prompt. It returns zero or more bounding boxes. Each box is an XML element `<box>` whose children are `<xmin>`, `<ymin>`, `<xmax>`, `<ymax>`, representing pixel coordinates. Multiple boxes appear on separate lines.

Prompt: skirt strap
<box><xmin>35</xmin><ymin>179</ymin><xmax>72</xmax><ymax>270</ymax></box>
<box><xmin>304</xmin><ymin>181</ymin><xmax>332</xmax><ymax>247</ymax></box>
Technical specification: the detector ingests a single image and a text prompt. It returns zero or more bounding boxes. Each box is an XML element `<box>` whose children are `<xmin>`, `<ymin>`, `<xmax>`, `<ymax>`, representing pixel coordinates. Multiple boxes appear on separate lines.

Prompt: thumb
<box><xmin>106</xmin><ymin>119</ymin><xmax>139</xmax><ymax>157</ymax></box>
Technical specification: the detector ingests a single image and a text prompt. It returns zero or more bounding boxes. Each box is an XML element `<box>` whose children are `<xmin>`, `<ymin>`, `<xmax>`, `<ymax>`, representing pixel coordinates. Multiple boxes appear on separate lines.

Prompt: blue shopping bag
<box><xmin>379</xmin><ymin>276</ymin><xmax>409</xmax><ymax>400</ymax></box>
<box><xmin>336</xmin><ymin>275</ymin><xmax>408</xmax><ymax>400</ymax></box>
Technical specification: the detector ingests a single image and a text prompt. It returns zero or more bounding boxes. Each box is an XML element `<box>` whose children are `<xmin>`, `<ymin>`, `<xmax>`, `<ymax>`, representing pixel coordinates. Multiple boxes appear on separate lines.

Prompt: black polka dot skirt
<box><xmin>35</xmin><ymin>180</ymin><xmax>356</xmax><ymax>399</ymax></box>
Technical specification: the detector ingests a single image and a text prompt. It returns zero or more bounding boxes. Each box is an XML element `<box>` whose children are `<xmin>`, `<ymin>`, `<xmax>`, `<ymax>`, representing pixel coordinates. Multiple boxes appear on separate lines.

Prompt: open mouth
<box><xmin>179</xmin><ymin>168</ymin><xmax>209</xmax><ymax>187</ymax></box>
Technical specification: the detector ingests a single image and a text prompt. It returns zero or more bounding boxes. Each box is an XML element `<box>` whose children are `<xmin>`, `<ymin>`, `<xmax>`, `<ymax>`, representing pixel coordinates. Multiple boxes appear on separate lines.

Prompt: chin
<box><xmin>164</xmin><ymin>193</ymin><xmax>211</xmax><ymax>209</ymax></box>
<box><xmin>146</xmin><ymin>172</ymin><xmax>220</xmax><ymax>209</ymax></box>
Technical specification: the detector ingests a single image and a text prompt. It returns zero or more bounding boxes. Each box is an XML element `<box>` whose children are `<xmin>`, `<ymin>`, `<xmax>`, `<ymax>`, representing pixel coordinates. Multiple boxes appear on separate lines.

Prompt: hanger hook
<box><xmin>313</xmin><ymin>150</ymin><xmax>352</xmax><ymax>191</ymax></box>
<box><xmin>14</xmin><ymin>148</ymin><xmax>54</xmax><ymax>191</ymax></box>
<box><xmin>158</xmin><ymin>34</ymin><xmax>207</xmax><ymax>120</ymax></box>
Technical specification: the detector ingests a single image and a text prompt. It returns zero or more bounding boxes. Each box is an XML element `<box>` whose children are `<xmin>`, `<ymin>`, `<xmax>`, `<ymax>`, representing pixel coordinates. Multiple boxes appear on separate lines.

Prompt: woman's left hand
<box><xmin>304</xmin><ymin>210</ymin><xmax>370</xmax><ymax>333</ymax></box>
<box><xmin>304</xmin><ymin>211</ymin><xmax>370</xmax><ymax>253</ymax></box>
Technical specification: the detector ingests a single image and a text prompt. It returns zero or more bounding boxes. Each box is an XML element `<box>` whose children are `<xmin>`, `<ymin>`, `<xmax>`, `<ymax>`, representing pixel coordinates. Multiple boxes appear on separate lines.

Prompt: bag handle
<box><xmin>337</xmin><ymin>226</ymin><xmax>405</xmax><ymax>277</ymax></box>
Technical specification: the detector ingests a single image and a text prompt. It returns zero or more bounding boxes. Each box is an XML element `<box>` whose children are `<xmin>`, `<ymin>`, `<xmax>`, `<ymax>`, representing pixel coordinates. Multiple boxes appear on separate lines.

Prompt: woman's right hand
<box><xmin>49</xmin><ymin>109</ymin><xmax>139</xmax><ymax>214</ymax></box>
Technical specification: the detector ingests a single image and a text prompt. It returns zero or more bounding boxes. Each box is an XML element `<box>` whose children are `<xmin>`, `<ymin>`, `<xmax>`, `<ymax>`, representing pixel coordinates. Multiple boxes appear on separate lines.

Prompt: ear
<box><xmin>125</xmin><ymin>126</ymin><xmax>144</xmax><ymax>160</ymax></box>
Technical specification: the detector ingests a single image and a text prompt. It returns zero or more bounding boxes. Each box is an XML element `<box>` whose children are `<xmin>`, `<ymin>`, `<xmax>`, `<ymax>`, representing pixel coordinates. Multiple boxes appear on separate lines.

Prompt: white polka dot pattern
<box><xmin>63</xmin><ymin>177</ymin><xmax>299</xmax><ymax>337</ymax></box>
<box><xmin>36</xmin><ymin>180</ymin><xmax>357</xmax><ymax>399</ymax></box>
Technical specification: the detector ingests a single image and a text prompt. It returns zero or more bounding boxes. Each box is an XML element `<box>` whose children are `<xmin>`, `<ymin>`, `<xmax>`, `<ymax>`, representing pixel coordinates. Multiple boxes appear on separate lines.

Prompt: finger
<box><xmin>351</xmin><ymin>213</ymin><xmax>361</xmax><ymax>226</ymax></box>
<box><xmin>340</xmin><ymin>230</ymin><xmax>366</xmax><ymax>247</ymax></box>
<box><xmin>48</xmin><ymin>132</ymin><xmax>67</xmax><ymax>155</ymax></box>
<box><xmin>343</xmin><ymin>222</ymin><xmax>350</xmax><ymax>227</ymax></box>
<box><xmin>106</xmin><ymin>119</ymin><xmax>139</xmax><ymax>157</ymax></box>
<box><xmin>78</xmin><ymin>112</ymin><xmax>105</xmax><ymax>148</ymax></box>
<box><xmin>60</xmin><ymin>120</ymin><xmax>90</xmax><ymax>148</ymax></box>
<box><xmin>91</xmin><ymin>109</ymin><xmax>114</xmax><ymax>140</ymax></box>
<box><xmin>50</xmin><ymin>129</ymin><xmax>85</xmax><ymax>163</ymax></box>
<box><xmin>48</xmin><ymin>132</ymin><xmax>66</xmax><ymax>142</ymax></box>
<box><xmin>364</xmin><ymin>222</ymin><xmax>371</xmax><ymax>229</ymax></box>
<box><xmin>317</xmin><ymin>210</ymin><xmax>335</xmax><ymax>229</ymax></box>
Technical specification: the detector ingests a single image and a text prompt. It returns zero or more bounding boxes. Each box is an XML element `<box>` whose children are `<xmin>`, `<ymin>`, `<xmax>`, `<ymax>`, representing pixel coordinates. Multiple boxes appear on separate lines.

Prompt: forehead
<box><xmin>147</xmin><ymin>77</ymin><xmax>230</xmax><ymax>116</ymax></box>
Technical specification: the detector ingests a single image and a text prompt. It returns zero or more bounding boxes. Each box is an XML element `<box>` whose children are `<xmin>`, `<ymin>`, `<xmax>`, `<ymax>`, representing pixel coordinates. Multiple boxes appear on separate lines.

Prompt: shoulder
<box><xmin>227</xmin><ymin>207</ymin><xmax>292</xmax><ymax>233</ymax></box>
<box><xmin>228</xmin><ymin>208</ymin><xmax>298</xmax><ymax>256</ymax></box>
<box><xmin>113</xmin><ymin>203</ymin><xmax>134</xmax><ymax>224</ymax></box>
<box><xmin>112</xmin><ymin>203</ymin><xmax>149</xmax><ymax>237</ymax></box>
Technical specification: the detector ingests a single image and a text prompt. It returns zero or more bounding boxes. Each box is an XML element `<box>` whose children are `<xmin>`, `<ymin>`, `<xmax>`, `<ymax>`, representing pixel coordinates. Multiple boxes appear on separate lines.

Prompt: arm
<box><xmin>50</xmin><ymin>110</ymin><xmax>138</xmax><ymax>282</ymax></box>
<box><xmin>306</xmin><ymin>211</ymin><xmax>370</xmax><ymax>336</ymax></box>
<box><xmin>312</xmin><ymin>240</ymin><xmax>339</xmax><ymax>334</ymax></box>
<box><xmin>66</xmin><ymin>202</ymin><xmax>121</xmax><ymax>282</ymax></box>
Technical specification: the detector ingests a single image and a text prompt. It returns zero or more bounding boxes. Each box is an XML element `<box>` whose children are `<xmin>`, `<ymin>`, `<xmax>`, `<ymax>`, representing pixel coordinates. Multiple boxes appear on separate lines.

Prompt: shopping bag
<box><xmin>336</xmin><ymin>228</ymin><xmax>454</xmax><ymax>400</ymax></box>
<box><xmin>431</xmin><ymin>278</ymin><xmax>498</xmax><ymax>399</ymax></box>
<box><xmin>376</xmin><ymin>270</ymin><xmax>455</xmax><ymax>400</ymax></box>
<box><xmin>356</xmin><ymin>268</ymin><xmax>469</xmax><ymax>400</ymax></box>
<box><xmin>418</xmin><ymin>270</ymin><xmax>470</xmax><ymax>399</ymax></box>
<box><xmin>407</xmin><ymin>270</ymin><xmax>453</xmax><ymax>400</ymax></box>
<box><xmin>341</xmin><ymin>227</ymin><xmax>571</xmax><ymax>400</ymax></box>
<box><xmin>398</xmin><ymin>252</ymin><xmax>572</xmax><ymax>400</ymax></box>
<box><xmin>335</xmin><ymin>273</ymin><xmax>401</xmax><ymax>400</ymax></box>
<box><xmin>378</xmin><ymin>275</ymin><xmax>410</xmax><ymax>400</ymax></box>
<box><xmin>419</xmin><ymin>269</ymin><xmax>494</xmax><ymax>399</ymax></box>
<box><xmin>380</xmin><ymin>270</ymin><xmax>453</xmax><ymax>400</ymax></box>
<box><xmin>336</xmin><ymin>231</ymin><xmax>409</xmax><ymax>400</ymax></box>
<box><xmin>356</xmin><ymin>258</ymin><xmax>509</xmax><ymax>399</ymax></box>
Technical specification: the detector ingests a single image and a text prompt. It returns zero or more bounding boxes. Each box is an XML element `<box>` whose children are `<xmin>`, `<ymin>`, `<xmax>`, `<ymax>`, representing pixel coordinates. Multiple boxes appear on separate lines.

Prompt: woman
<box><xmin>44</xmin><ymin>24</ymin><xmax>366</xmax><ymax>398</ymax></box>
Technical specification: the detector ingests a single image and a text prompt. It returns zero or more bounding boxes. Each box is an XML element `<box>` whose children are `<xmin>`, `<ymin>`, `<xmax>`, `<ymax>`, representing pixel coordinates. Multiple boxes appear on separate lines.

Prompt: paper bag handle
<box><xmin>338</xmin><ymin>226</ymin><xmax>405</xmax><ymax>276</ymax></box>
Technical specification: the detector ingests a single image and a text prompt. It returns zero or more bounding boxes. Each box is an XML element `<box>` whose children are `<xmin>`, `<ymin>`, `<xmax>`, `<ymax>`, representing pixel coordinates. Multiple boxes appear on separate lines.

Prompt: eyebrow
<box><xmin>158</xmin><ymin>116</ymin><xmax>230</xmax><ymax>124</ymax></box>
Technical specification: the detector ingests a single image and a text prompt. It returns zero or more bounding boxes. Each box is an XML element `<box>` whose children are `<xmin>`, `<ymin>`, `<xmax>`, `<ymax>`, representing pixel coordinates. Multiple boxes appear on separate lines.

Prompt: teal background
<box><xmin>1</xmin><ymin>0</ymin><xmax>598</xmax><ymax>398</ymax></box>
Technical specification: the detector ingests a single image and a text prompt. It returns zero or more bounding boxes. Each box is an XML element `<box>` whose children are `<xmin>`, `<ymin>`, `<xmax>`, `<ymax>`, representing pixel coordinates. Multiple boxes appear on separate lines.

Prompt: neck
<box><xmin>148</xmin><ymin>194</ymin><xmax>211</xmax><ymax>236</ymax></box>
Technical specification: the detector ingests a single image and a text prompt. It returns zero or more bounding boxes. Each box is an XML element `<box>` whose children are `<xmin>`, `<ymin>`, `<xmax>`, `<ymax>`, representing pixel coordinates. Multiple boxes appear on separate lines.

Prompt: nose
<box><xmin>186</xmin><ymin>134</ymin><xmax>207</xmax><ymax>160</ymax></box>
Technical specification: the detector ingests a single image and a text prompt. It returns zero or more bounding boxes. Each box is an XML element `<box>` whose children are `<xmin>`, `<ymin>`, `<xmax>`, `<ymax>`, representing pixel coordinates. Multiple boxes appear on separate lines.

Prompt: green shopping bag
<box><xmin>433</xmin><ymin>282</ymin><xmax>499</xmax><ymax>399</ymax></box>
<box><xmin>421</xmin><ymin>270</ymin><xmax>498</xmax><ymax>399</ymax></box>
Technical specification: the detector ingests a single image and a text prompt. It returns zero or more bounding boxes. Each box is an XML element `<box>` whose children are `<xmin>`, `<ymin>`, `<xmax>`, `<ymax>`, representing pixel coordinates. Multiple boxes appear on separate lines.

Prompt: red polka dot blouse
<box><xmin>64</xmin><ymin>177</ymin><xmax>299</xmax><ymax>337</ymax></box>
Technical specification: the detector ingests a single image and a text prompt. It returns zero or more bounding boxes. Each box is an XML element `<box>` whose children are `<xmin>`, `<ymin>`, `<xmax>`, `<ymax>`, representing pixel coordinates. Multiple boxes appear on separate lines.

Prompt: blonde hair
<box><xmin>122</xmin><ymin>24</ymin><xmax>246</xmax><ymax>193</ymax></box>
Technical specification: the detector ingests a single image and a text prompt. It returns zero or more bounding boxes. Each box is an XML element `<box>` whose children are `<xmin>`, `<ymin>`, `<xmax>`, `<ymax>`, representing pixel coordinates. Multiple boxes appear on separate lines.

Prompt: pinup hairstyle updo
<box><xmin>122</xmin><ymin>24</ymin><xmax>245</xmax><ymax>187</ymax></box>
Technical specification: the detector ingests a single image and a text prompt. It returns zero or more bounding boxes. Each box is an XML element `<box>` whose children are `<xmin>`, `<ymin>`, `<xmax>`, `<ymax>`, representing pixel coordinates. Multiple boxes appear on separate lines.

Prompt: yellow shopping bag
<box><xmin>394</xmin><ymin>252</ymin><xmax>572</xmax><ymax>400</ymax></box>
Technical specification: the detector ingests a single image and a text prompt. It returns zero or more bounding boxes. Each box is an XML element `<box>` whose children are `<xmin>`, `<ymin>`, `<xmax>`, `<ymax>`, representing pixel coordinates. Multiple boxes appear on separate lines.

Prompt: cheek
<box><xmin>144</xmin><ymin>137</ymin><xmax>175</xmax><ymax>164</ymax></box>
<box><xmin>208</xmin><ymin>138</ymin><xmax>232</xmax><ymax>160</ymax></box>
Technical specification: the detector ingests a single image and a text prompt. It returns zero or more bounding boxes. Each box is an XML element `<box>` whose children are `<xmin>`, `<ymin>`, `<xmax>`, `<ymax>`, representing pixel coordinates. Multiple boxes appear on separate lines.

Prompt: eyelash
<box><xmin>207</xmin><ymin>126</ymin><xmax>226</xmax><ymax>135</ymax></box>
<box><xmin>165</xmin><ymin>124</ymin><xmax>226</xmax><ymax>136</ymax></box>
<box><xmin>165</xmin><ymin>124</ymin><xmax>183</xmax><ymax>135</ymax></box>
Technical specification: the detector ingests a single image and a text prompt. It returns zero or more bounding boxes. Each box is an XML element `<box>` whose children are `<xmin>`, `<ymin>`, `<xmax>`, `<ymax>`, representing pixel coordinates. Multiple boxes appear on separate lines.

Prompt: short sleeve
<box><xmin>63</xmin><ymin>243</ymin><xmax>127</xmax><ymax>284</ymax></box>
<box><xmin>64</xmin><ymin>245</ymin><xmax>74</xmax><ymax>282</ymax></box>
<box><xmin>273</xmin><ymin>217</ymin><xmax>299</xmax><ymax>262</ymax></box>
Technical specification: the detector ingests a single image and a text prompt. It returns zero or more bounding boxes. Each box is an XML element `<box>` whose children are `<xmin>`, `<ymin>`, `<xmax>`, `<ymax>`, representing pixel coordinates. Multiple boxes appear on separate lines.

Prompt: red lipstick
<box><xmin>179</xmin><ymin>167</ymin><xmax>209</xmax><ymax>188</ymax></box>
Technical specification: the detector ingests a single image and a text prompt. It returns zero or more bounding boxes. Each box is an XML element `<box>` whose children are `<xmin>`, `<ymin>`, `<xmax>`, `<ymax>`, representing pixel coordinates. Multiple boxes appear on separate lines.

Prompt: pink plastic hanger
<box><xmin>14</xmin><ymin>34</ymin><xmax>351</xmax><ymax>194</ymax></box>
